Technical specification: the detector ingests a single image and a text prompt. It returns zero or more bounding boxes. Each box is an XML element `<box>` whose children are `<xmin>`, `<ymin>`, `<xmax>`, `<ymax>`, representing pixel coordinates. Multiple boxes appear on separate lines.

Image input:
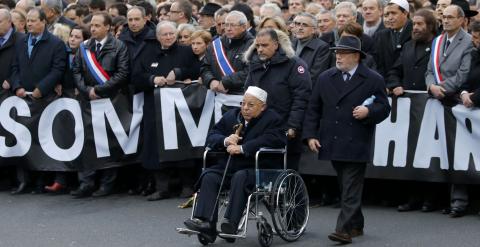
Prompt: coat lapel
<box><xmin>441</xmin><ymin>29</ymin><xmax>465</xmax><ymax>64</ymax></box>
<box><xmin>336</xmin><ymin>65</ymin><xmax>367</xmax><ymax>104</ymax></box>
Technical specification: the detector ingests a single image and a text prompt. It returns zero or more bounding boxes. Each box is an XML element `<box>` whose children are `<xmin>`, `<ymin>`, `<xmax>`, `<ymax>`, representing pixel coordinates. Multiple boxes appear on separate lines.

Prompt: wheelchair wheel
<box><xmin>270</xmin><ymin>170</ymin><xmax>309</xmax><ymax>242</ymax></box>
<box><xmin>257</xmin><ymin>219</ymin><xmax>273</xmax><ymax>247</ymax></box>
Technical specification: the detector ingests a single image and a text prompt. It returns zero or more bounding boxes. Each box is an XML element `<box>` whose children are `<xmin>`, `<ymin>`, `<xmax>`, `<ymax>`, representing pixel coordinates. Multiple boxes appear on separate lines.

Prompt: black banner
<box><xmin>1</xmin><ymin>87</ymin><xmax>480</xmax><ymax>183</ymax></box>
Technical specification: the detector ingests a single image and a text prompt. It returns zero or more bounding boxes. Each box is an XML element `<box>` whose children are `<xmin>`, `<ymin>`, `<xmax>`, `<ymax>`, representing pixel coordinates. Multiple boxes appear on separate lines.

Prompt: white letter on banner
<box><xmin>452</xmin><ymin>105</ymin><xmax>480</xmax><ymax>171</ymax></box>
<box><xmin>91</xmin><ymin>93</ymin><xmax>143</xmax><ymax>158</ymax></box>
<box><xmin>214</xmin><ymin>92</ymin><xmax>242</xmax><ymax>123</ymax></box>
<box><xmin>0</xmin><ymin>96</ymin><xmax>31</xmax><ymax>157</ymax></box>
<box><xmin>413</xmin><ymin>99</ymin><xmax>448</xmax><ymax>169</ymax></box>
<box><xmin>373</xmin><ymin>97</ymin><xmax>410</xmax><ymax>167</ymax></box>
<box><xmin>161</xmin><ymin>88</ymin><xmax>214</xmax><ymax>150</ymax></box>
<box><xmin>38</xmin><ymin>98</ymin><xmax>84</xmax><ymax>161</ymax></box>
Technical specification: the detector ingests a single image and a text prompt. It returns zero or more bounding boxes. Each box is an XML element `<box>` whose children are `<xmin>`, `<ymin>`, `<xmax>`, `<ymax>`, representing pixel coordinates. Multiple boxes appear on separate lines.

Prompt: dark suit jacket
<box><xmin>292</xmin><ymin>37</ymin><xmax>330</xmax><ymax>81</ymax></box>
<box><xmin>461</xmin><ymin>48</ymin><xmax>480</xmax><ymax>106</ymax></box>
<box><xmin>207</xmin><ymin>108</ymin><xmax>287</xmax><ymax>171</ymax></box>
<box><xmin>10</xmin><ymin>29</ymin><xmax>66</xmax><ymax>96</ymax></box>
<box><xmin>386</xmin><ymin>39</ymin><xmax>432</xmax><ymax>91</ymax></box>
<box><xmin>302</xmin><ymin>64</ymin><xmax>391</xmax><ymax>162</ymax></box>
<box><xmin>372</xmin><ymin>20</ymin><xmax>413</xmax><ymax>77</ymax></box>
<box><xmin>0</xmin><ymin>28</ymin><xmax>24</xmax><ymax>86</ymax></box>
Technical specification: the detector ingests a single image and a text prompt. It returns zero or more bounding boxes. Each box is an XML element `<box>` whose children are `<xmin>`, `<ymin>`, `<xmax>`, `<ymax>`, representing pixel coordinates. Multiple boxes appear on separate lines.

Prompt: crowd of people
<box><xmin>0</xmin><ymin>0</ymin><xmax>480</xmax><ymax>243</ymax></box>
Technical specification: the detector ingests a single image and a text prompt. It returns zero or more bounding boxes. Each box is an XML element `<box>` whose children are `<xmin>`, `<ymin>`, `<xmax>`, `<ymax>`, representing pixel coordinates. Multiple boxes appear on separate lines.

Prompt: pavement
<box><xmin>0</xmin><ymin>192</ymin><xmax>479</xmax><ymax>247</ymax></box>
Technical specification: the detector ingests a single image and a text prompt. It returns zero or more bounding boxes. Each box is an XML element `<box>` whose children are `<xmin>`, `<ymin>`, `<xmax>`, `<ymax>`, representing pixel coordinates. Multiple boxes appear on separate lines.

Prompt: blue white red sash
<box><xmin>80</xmin><ymin>42</ymin><xmax>110</xmax><ymax>85</ymax></box>
<box><xmin>212</xmin><ymin>37</ymin><xmax>235</xmax><ymax>76</ymax></box>
<box><xmin>430</xmin><ymin>34</ymin><xmax>445</xmax><ymax>85</ymax></box>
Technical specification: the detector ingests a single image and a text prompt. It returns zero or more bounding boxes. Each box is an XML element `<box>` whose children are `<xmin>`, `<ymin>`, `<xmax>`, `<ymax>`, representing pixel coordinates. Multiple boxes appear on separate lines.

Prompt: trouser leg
<box><xmin>224</xmin><ymin>169</ymin><xmax>255</xmax><ymax>226</ymax></box>
<box><xmin>99</xmin><ymin>168</ymin><xmax>117</xmax><ymax>191</ymax></box>
<box><xmin>450</xmin><ymin>184</ymin><xmax>468</xmax><ymax>210</ymax></box>
<box><xmin>193</xmin><ymin>171</ymin><xmax>223</xmax><ymax>223</ymax></box>
<box><xmin>332</xmin><ymin>161</ymin><xmax>366</xmax><ymax>233</ymax></box>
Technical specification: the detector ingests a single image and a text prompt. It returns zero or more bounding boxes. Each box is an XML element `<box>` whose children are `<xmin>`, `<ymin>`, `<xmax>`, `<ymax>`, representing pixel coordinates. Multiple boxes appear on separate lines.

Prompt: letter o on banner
<box><xmin>38</xmin><ymin>98</ymin><xmax>84</xmax><ymax>161</ymax></box>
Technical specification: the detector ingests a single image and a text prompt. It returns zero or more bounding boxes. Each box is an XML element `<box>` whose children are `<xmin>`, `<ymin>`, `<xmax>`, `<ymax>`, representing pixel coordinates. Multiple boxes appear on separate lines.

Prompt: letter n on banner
<box><xmin>413</xmin><ymin>99</ymin><xmax>448</xmax><ymax>169</ymax></box>
<box><xmin>160</xmin><ymin>88</ymin><xmax>215</xmax><ymax>150</ymax></box>
<box><xmin>452</xmin><ymin>105</ymin><xmax>480</xmax><ymax>171</ymax></box>
<box><xmin>373</xmin><ymin>97</ymin><xmax>410</xmax><ymax>167</ymax></box>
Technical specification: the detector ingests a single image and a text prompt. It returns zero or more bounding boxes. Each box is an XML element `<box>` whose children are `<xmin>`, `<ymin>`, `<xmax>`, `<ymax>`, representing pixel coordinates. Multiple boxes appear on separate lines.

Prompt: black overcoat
<box><xmin>302</xmin><ymin>64</ymin><xmax>391</xmax><ymax>162</ymax></box>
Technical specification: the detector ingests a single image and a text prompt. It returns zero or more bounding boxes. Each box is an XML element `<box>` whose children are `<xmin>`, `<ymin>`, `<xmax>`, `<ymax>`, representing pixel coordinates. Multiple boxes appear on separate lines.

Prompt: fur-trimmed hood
<box><xmin>243</xmin><ymin>29</ymin><xmax>295</xmax><ymax>63</ymax></box>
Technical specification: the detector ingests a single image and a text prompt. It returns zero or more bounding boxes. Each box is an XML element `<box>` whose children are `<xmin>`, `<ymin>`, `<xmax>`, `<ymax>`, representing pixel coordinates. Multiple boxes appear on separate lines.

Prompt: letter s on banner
<box><xmin>38</xmin><ymin>98</ymin><xmax>84</xmax><ymax>161</ymax></box>
<box><xmin>0</xmin><ymin>96</ymin><xmax>32</xmax><ymax>157</ymax></box>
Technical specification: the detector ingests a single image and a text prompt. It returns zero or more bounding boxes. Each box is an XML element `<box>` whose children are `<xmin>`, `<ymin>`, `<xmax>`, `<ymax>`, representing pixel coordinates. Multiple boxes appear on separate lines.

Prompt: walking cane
<box><xmin>209</xmin><ymin>123</ymin><xmax>244</xmax><ymax>222</ymax></box>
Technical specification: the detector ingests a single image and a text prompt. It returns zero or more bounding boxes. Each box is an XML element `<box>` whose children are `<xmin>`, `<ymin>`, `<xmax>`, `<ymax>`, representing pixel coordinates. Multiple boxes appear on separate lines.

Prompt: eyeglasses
<box><xmin>442</xmin><ymin>15</ymin><xmax>461</xmax><ymax>20</ymax></box>
<box><xmin>293</xmin><ymin>21</ymin><xmax>313</xmax><ymax>28</ymax></box>
<box><xmin>169</xmin><ymin>10</ymin><xmax>181</xmax><ymax>14</ymax></box>
<box><xmin>223</xmin><ymin>23</ymin><xmax>243</xmax><ymax>28</ymax></box>
<box><xmin>240</xmin><ymin>101</ymin><xmax>262</xmax><ymax>108</ymax></box>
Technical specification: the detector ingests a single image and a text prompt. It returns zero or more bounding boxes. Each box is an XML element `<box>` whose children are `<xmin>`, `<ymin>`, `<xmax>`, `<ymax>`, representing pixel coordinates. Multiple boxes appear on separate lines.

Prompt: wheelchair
<box><xmin>176</xmin><ymin>147</ymin><xmax>309</xmax><ymax>247</ymax></box>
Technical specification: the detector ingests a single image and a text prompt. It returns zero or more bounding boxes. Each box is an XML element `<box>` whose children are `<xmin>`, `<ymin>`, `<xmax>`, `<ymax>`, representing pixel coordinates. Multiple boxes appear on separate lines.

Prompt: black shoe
<box><xmin>421</xmin><ymin>203</ymin><xmax>435</xmax><ymax>212</ymax></box>
<box><xmin>11</xmin><ymin>183</ymin><xmax>27</xmax><ymax>195</ymax></box>
<box><xmin>442</xmin><ymin>207</ymin><xmax>451</xmax><ymax>214</ymax></box>
<box><xmin>31</xmin><ymin>186</ymin><xmax>45</xmax><ymax>194</ymax></box>
<box><xmin>184</xmin><ymin>218</ymin><xmax>215</xmax><ymax>234</ymax></box>
<box><xmin>449</xmin><ymin>207</ymin><xmax>465</xmax><ymax>218</ymax></box>
<box><xmin>92</xmin><ymin>187</ymin><xmax>113</xmax><ymax>197</ymax></box>
<box><xmin>397</xmin><ymin>202</ymin><xmax>420</xmax><ymax>212</ymax></box>
<box><xmin>328</xmin><ymin>231</ymin><xmax>352</xmax><ymax>244</ymax></box>
<box><xmin>147</xmin><ymin>191</ymin><xmax>170</xmax><ymax>201</ymax></box>
<box><xmin>220</xmin><ymin>218</ymin><xmax>237</xmax><ymax>234</ymax></box>
<box><xmin>70</xmin><ymin>186</ymin><xmax>94</xmax><ymax>198</ymax></box>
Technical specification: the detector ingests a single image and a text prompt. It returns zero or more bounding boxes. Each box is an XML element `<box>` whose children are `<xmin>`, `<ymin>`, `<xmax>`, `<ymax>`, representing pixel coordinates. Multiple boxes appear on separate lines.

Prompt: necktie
<box><xmin>394</xmin><ymin>31</ymin><xmax>400</xmax><ymax>47</ymax></box>
<box><xmin>95</xmin><ymin>43</ymin><xmax>102</xmax><ymax>57</ymax></box>
<box><xmin>31</xmin><ymin>37</ymin><xmax>37</xmax><ymax>46</ymax></box>
<box><xmin>445</xmin><ymin>40</ymin><xmax>451</xmax><ymax>53</ymax></box>
<box><xmin>343</xmin><ymin>72</ymin><xmax>351</xmax><ymax>82</ymax></box>
<box><xmin>0</xmin><ymin>37</ymin><xmax>4</xmax><ymax>47</ymax></box>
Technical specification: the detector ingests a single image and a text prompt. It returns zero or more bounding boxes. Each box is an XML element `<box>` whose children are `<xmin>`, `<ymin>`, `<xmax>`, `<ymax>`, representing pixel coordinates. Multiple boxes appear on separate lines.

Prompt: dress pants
<box><xmin>450</xmin><ymin>184</ymin><xmax>468</xmax><ymax>210</ymax></box>
<box><xmin>194</xmin><ymin>169</ymin><xmax>255</xmax><ymax>225</ymax></box>
<box><xmin>331</xmin><ymin>161</ymin><xmax>367</xmax><ymax>233</ymax></box>
<box><xmin>78</xmin><ymin>168</ymin><xmax>117</xmax><ymax>191</ymax></box>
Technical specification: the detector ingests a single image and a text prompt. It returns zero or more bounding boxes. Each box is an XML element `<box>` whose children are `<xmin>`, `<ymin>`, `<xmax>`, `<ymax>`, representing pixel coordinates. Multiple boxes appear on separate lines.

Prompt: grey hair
<box><xmin>214</xmin><ymin>7</ymin><xmax>229</xmax><ymax>19</ymax></box>
<box><xmin>317</xmin><ymin>9</ymin><xmax>336</xmax><ymax>21</ymax></box>
<box><xmin>0</xmin><ymin>8</ymin><xmax>11</xmax><ymax>22</ymax></box>
<box><xmin>452</xmin><ymin>5</ymin><xmax>465</xmax><ymax>18</ymax></box>
<box><xmin>156</xmin><ymin>20</ymin><xmax>177</xmax><ymax>34</ymax></box>
<box><xmin>334</xmin><ymin>1</ymin><xmax>357</xmax><ymax>19</ymax></box>
<box><xmin>260</xmin><ymin>3</ymin><xmax>281</xmax><ymax>17</ymax></box>
<box><xmin>177</xmin><ymin>23</ymin><xmax>196</xmax><ymax>34</ymax></box>
<box><xmin>43</xmin><ymin>0</ymin><xmax>63</xmax><ymax>14</ymax></box>
<box><xmin>226</xmin><ymin>10</ymin><xmax>248</xmax><ymax>25</ymax></box>
<box><xmin>295</xmin><ymin>12</ymin><xmax>318</xmax><ymax>28</ymax></box>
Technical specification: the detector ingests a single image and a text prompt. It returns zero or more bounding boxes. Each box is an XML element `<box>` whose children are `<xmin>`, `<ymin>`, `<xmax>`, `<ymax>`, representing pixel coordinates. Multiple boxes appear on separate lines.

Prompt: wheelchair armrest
<box><xmin>257</xmin><ymin>148</ymin><xmax>286</xmax><ymax>154</ymax></box>
<box><xmin>203</xmin><ymin>147</ymin><xmax>228</xmax><ymax>169</ymax></box>
<box><xmin>255</xmin><ymin>147</ymin><xmax>287</xmax><ymax>171</ymax></box>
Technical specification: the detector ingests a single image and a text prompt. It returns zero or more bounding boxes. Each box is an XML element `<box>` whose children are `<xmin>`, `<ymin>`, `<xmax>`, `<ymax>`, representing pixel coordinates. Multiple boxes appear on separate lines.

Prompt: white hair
<box><xmin>226</xmin><ymin>10</ymin><xmax>248</xmax><ymax>25</ymax></box>
<box><xmin>0</xmin><ymin>9</ymin><xmax>11</xmax><ymax>22</ymax></box>
<box><xmin>156</xmin><ymin>21</ymin><xmax>177</xmax><ymax>34</ymax></box>
<box><xmin>260</xmin><ymin>3</ymin><xmax>281</xmax><ymax>17</ymax></box>
<box><xmin>334</xmin><ymin>1</ymin><xmax>357</xmax><ymax>18</ymax></box>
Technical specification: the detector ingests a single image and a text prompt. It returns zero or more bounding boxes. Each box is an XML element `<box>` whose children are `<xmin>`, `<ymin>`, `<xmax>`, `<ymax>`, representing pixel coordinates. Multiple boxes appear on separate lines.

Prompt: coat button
<box><xmin>336</xmin><ymin>106</ymin><xmax>340</xmax><ymax>110</ymax></box>
<box><xmin>334</xmin><ymin>136</ymin><xmax>338</xmax><ymax>139</ymax></box>
<box><xmin>414</xmin><ymin>66</ymin><xmax>418</xmax><ymax>69</ymax></box>
<box><xmin>335</xmin><ymin>121</ymin><xmax>339</xmax><ymax>124</ymax></box>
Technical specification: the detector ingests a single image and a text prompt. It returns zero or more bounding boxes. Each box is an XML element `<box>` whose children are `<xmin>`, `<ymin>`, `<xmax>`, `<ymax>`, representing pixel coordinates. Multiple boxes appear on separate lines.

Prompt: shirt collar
<box><xmin>446</xmin><ymin>32</ymin><xmax>457</xmax><ymax>43</ymax></box>
<box><xmin>344</xmin><ymin>64</ymin><xmax>358</xmax><ymax>77</ymax></box>
<box><xmin>1</xmin><ymin>27</ymin><xmax>13</xmax><ymax>41</ymax></box>
<box><xmin>96</xmin><ymin>36</ymin><xmax>108</xmax><ymax>47</ymax></box>
<box><xmin>29</xmin><ymin>32</ymin><xmax>43</xmax><ymax>42</ymax></box>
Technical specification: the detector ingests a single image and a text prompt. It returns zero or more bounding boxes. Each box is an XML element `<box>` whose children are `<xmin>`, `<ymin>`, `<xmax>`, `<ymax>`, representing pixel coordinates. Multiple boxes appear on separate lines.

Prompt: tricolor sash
<box><xmin>80</xmin><ymin>42</ymin><xmax>110</xmax><ymax>85</ymax></box>
<box><xmin>430</xmin><ymin>34</ymin><xmax>445</xmax><ymax>85</ymax></box>
<box><xmin>212</xmin><ymin>37</ymin><xmax>235</xmax><ymax>76</ymax></box>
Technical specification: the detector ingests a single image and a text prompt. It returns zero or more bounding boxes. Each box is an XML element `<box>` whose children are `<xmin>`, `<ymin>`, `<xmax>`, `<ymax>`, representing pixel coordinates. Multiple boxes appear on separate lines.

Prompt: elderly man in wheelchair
<box><xmin>183</xmin><ymin>86</ymin><xmax>287</xmax><ymax>242</ymax></box>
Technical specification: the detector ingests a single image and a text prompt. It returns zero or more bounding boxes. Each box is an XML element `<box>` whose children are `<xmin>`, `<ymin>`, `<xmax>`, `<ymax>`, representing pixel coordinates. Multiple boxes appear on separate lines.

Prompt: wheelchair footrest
<box><xmin>176</xmin><ymin>227</ymin><xmax>200</xmax><ymax>236</ymax></box>
<box><xmin>218</xmin><ymin>233</ymin><xmax>245</xmax><ymax>239</ymax></box>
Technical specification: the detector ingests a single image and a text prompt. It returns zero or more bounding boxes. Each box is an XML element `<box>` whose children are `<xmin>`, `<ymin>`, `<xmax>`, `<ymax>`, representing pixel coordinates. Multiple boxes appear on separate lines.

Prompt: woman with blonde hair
<box><xmin>10</xmin><ymin>9</ymin><xmax>27</xmax><ymax>33</ymax></box>
<box><xmin>257</xmin><ymin>16</ymin><xmax>289</xmax><ymax>35</ymax></box>
<box><xmin>177</xmin><ymin>23</ymin><xmax>197</xmax><ymax>46</ymax></box>
<box><xmin>52</xmin><ymin>23</ymin><xmax>72</xmax><ymax>44</ymax></box>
